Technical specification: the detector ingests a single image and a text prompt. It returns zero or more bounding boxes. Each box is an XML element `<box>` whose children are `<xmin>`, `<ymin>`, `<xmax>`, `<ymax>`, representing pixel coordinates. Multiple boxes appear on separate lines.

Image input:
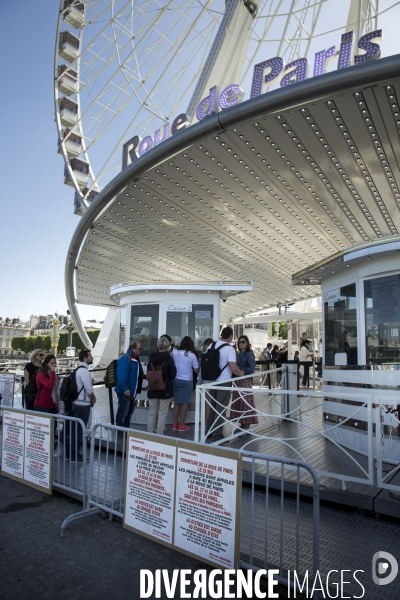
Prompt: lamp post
<box><xmin>51</xmin><ymin>312</ymin><xmax>60</xmax><ymax>357</ymax></box>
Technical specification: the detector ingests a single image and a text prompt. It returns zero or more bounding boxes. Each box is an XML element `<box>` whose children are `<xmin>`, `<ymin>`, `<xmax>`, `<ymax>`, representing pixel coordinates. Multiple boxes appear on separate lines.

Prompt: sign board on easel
<box><xmin>24</xmin><ymin>413</ymin><xmax>52</xmax><ymax>493</ymax></box>
<box><xmin>124</xmin><ymin>433</ymin><xmax>177</xmax><ymax>545</ymax></box>
<box><xmin>1</xmin><ymin>410</ymin><xmax>25</xmax><ymax>480</ymax></box>
<box><xmin>123</xmin><ymin>432</ymin><xmax>241</xmax><ymax>569</ymax></box>
<box><xmin>1</xmin><ymin>408</ymin><xmax>53</xmax><ymax>494</ymax></box>
<box><xmin>0</xmin><ymin>373</ymin><xmax>15</xmax><ymax>408</ymax></box>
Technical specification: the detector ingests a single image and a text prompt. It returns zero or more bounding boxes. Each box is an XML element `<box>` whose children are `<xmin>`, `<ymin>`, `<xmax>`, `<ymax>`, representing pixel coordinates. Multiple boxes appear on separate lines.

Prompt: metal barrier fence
<box><xmin>376</xmin><ymin>399</ymin><xmax>400</xmax><ymax>493</ymax></box>
<box><xmin>5</xmin><ymin>372</ymin><xmax>398</xmax><ymax>493</ymax></box>
<box><xmin>0</xmin><ymin>406</ymin><xmax>88</xmax><ymax>500</ymax></box>
<box><xmin>59</xmin><ymin>421</ymin><xmax>320</xmax><ymax>591</ymax></box>
<box><xmin>195</xmin><ymin>371</ymin><xmax>378</xmax><ymax>489</ymax></box>
<box><xmin>255</xmin><ymin>360</ymin><xmax>318</xmax><ymax>392</ymax></box>
<box><xmin>240</xmin><ymin>450</ymin><xmax>320</xmax><ymax>591</ymax></box>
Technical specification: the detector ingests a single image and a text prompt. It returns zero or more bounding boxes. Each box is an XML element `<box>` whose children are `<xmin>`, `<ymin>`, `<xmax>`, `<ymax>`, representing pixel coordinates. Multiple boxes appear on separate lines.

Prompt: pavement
<box><xmin>0</xmin><ymin>475</ymin><xmax>209</xmax><ymax>600</ymax></box>
<box><xmin>0</xmin><ymin>475</ymin><xmax>286</xmax><ymax>600</ymax></box>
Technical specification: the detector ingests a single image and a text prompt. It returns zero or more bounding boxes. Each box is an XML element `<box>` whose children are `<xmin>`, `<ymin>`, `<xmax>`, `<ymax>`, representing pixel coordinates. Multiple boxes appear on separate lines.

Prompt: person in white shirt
<box><xmin>205</xmin><ymin>327</ymin><xmax>244</xmax><ymax>443</ymax></box>
<box><xmin>68</xmin><ymin>349</ymin><xmax>96</xmax><ymax>463</ymax></box>
<box><xmin>299</xmin><ymin>340</ymin><xmax>314</xmax><ymax>388</ymax></box>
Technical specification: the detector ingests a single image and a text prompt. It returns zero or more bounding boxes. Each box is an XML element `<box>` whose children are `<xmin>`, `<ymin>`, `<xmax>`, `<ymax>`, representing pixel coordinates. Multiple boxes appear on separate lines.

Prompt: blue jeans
<box><xmin>302</xmin><ymin>364</ymin><xmax>310</xmax><ymax>387</ymax></box>
<box><xmin>116</xmin><ymin>393</ymin><xmax>135</xmax><ymax>428</ymax></box>
<box><xmin>68</xmin><ymin>405</ymin><xmax>90</xmax><ymax>459</ymax></box>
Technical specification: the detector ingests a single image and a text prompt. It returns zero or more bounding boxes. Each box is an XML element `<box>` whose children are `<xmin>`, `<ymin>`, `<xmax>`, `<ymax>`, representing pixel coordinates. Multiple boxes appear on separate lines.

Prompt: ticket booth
<box><xmin>109</xmin><ymin>281</ymin><xmax>252</xmax><ymax>425</ymax></box>
<box><xmin>319</xmin><ymin>240</ymin><xmax>400</xmax><ymax>462</ymax></box>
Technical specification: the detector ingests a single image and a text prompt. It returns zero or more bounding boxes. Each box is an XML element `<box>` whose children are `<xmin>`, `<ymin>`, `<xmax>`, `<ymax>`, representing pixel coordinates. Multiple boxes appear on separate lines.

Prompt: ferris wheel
<box><xmin>54</xmin><ymin>0</ymin><xmax>392</xmax><ymax>215</ymax></box>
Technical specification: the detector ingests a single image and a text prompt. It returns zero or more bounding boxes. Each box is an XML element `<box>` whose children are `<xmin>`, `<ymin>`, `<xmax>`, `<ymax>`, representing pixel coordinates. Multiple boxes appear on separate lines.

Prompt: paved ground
<box><xmin>0</xmin><ymin>475</ymin><xmax>286</xmax><ymax>600</ymax></box>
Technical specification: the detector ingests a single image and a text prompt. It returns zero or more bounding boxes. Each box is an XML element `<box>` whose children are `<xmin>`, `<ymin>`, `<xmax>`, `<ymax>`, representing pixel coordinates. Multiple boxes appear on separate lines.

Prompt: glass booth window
<box><xmin>324</xmin><ymin>283</ymin><xmax>358</xmax><ymax>366</ymax></box>
<box><xmin>364</xmin><ymin>274</ymin><xmax>400</xmax><ymax>365</ymax></box>
<box><xmin>166</xmin><ymin>305</ymin><xmax>213</xmax><ymax>351</ymax></box>
<box><xmin>130</xmin><ymin>304</ymin><xmax>159</xmax><ymax>358</ymax></box>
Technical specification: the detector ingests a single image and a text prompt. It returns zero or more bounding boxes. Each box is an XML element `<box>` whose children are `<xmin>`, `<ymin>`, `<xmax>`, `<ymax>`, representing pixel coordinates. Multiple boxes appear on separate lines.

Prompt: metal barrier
<box><xmin>376</xmin><ymin>398</ymin><xmax>400</xmax><ymax>492</ymax></box>
<box><xmin>59</xmin><ymin>421</ymin><xmax>320</xmax><ymax>590</ymax></box>
<box><xmin>240</xmin><ymin>450</ymin><xmax>320</xmax><ymax>592</ymax></box>
<box><xmin>0</xmin><ymin>406</ymin><xmax>89</xmax><ymax>501</ymax></box>
<box><xmin>194</xmin><ymin>368</ymin><xmax>287</xmax><ymax>442</ymax></box>
<box><xmin>195</xmin><ymin>374</ymin><xmax>375</xmax><ymax>489</ymax></box>
<box><xmin>61</xmin><ymin>422</ymin><xmax>127</xmax><ymax>535</ymax></box>
<box><xmin>256</xmin><ymin>360</ymin><xmax>318</xmax><ymax>392</ymax></box>
<box><xmin>52</xmin><ymin>412</ymin><xmax>90</xmax><ymax>500</ymax></box>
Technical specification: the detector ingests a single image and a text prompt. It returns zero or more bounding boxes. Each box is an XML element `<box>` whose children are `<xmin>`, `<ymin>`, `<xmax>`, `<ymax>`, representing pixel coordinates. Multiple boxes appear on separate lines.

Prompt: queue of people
<box><xmin>21</xmin><ymin>330</ymin><xmax>323</xmax><ymax>450</ymax></box>
<box><xmin>22</xmin><ymin>348</ymin><xmax>97</xmax><ymax>462</ymax></box>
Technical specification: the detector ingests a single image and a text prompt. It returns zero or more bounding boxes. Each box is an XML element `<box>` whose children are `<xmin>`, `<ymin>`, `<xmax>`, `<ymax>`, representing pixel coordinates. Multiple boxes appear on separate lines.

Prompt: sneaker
<box><xmin>53</xmin><ymin>451</ymin><xmax>61</xmax><ymax>458</ymax></box>
<box><xmin>172</xmin><ymin>423</ymin><xmax>179</xmax><ymax>431</ymax></box>
<box><xmin>178</xmin><ymin>424</ymin><xmax>190</xmax><ymax>432</ymax></box>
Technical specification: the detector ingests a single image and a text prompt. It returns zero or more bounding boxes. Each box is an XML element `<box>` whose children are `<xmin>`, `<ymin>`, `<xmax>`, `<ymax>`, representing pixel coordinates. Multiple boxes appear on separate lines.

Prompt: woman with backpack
<box><xmin>34</xmin><ymin>354</ymin><xmax>59</xmax><ymax>415</ymax></box>
<box><xmin>229</xmin><ymin>335</ymin><xmax>258</xmax><ymax>432</ymax></box>
<box><xmin>171</xmin><ymin>336</ymin><xmax>199</xmax><ymax>432</ymax></box>
<box><xmin>24</xmin><ymin>349</ymin><xmax>44</xmax><ymax>410</ymax></box>
<box><xmin>146</xmin><ymin>336</ymin><xmax>177</xmax><ymax>435</ymax></box>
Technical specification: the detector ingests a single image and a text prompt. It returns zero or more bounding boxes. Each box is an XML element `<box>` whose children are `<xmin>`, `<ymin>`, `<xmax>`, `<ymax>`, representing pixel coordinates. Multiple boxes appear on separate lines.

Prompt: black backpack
<box><xmin>200</xmin><ymin>342</ymin><xmax>230</xmax><ymax>381</ymax></box>
<box><xmin>104</xmin><ymin>354</ymin><xmax>131</xmax><ymax>388</ymax></box>
<box><xmin>104</xmin><ymin>360</ymin><xmax>117</xmax><ymax>388</ymax></box>
<box><xmin>60</xmin><ymin>366</ymin><xmax>86</xmax><ymax>403</ymax></box>
<box><xmin>26</xmin><ymin>369</ymin><xmax>40</xmax><ymax>402</ymax></box>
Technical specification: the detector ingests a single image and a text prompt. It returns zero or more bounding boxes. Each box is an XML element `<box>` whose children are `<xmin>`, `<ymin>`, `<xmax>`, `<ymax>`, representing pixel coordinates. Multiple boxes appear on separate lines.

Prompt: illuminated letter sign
<box><xmin>122</xmin><ymin>29</ymin><xmax>383</xmax><ymax>166</ymax></box>
<box><xmin>197</xmin><ymin>86</ymin><xmax>217</xmax><ymax>121</ymax></box>
<box><xmin>280</xmin><ymin>58</ymin><xmax>308</xmax><ymax>87</ymax></box>
<box><xmin>355</xmin><ymin>29</ymin><xmax>382</xmax><ymax>63</ymax></box>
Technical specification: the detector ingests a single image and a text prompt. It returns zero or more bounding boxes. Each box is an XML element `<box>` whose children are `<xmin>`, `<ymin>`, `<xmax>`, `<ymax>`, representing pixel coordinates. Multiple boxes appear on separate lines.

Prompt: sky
<box><xmin>0</xmin><ymin>1</ymin><xmax>108</xmax><ymax>323</ymax></box>
<box><xmin>1</xmin><ymin>0</ymin><xmax>399</xmax><ymax>324</ymax></box>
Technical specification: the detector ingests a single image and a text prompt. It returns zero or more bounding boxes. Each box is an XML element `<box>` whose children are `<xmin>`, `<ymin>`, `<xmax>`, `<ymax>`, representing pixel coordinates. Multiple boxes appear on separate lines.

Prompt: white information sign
<box><xmin>324</xmin><ymin>288</ymin><xmax>341</xmax><ymax>303</ymax></box>
<box><xmin>24</xmin><ymin>414</ymin><xmax>52</xmax><ymax>491</ymax></box>
<box><xmin>0</xmin><ymin>373</ymin><xmax>15</xmax><ymax>408</ymax></box>
<box><xmin>195</xmin><ymin>311</ymin><xmax>211</xmax><ymax>319</ymax></box>
<box><xmin>167</xmin><ymin>303</ymin><xmax>192</xmax><ymax>312</ymax></box>
<box><xmin>124</xmin><ymin>436</ymin><xmax>176</xmax><ymax>544</ymax></box>
<box><xmin>174</xmin><ymin>448</ymin><xmax>238</xmax><ymax>569</ymax></box>
<box><xmin>1</xmin><ymin>410</ymin><xmax>25</xmax><ymax>479</ymax></box>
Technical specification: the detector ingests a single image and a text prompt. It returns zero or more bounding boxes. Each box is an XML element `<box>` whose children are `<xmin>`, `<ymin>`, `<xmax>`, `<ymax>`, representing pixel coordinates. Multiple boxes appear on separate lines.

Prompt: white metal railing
<box><xmin>4</xmin><ymin>377</ymin><xmax>399</xmax><ymax>493</ymax></box>
<box><xmin>376</xmin><ymin>398</ymin><xmax>400</xmax><ymax>492</ymax></box>
<box><xmin>195</xmin><ymin>369</ymin><xmax>377</xmax><ymax>488</ymax></box>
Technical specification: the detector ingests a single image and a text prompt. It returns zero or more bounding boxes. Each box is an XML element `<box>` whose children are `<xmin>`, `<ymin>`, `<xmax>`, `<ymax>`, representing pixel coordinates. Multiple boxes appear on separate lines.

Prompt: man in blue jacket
<box><xmin>115</xmin><ymin>339</ymin><xmax>143</xmax><ymax>428</ymax></box>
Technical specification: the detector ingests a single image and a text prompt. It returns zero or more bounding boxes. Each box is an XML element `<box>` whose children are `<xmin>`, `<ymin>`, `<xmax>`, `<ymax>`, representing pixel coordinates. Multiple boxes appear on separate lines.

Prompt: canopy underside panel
<box><xmin>75</xmin><ymin>67</ymin><xmax>400</xmax><ymax>322</ymax></box>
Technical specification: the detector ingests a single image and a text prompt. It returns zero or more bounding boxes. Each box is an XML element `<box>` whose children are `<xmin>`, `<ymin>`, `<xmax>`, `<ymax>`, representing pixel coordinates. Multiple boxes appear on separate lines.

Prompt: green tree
<box><xmin>14</xmin><ymin>330</ymin><xmax>101</xmax><ymax>355</ymax></box>
<box><xmin>278</xmin><ymin>321</ymin><xmax>288</xmax><ymax>340</ymax></box>
<box><xmin>57</xmin><ymin>332</ymin><xmax>68</xmax><ymax>354</ymax></box>
<box><xmin>11</xmin><ymin>337</ymin><xmax>26</xmax><ymax>352</ymax></box>
<box><xmin>71</xmin><ymin>329</ymin><xmax>100</xmax><ymax>351</ymax></box>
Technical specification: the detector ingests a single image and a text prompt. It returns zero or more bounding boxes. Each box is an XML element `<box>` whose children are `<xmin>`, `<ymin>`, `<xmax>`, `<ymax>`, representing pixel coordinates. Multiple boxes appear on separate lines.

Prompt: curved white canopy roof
<box><xmin>66</xmin><ymin>55</ymin><xmax>400</xmax><ymax>346</ymax></box>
